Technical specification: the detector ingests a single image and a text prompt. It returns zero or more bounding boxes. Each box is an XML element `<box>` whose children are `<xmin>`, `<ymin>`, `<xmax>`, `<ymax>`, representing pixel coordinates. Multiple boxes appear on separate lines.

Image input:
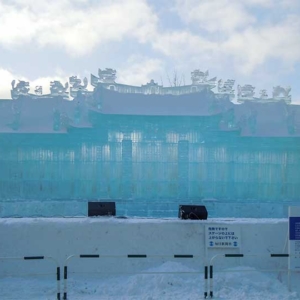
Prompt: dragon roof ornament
<box><xmin>50</xmin><ymin>81</ymin><xmax>69</xmax><ymax>97</ymax></box>
<box><xmin>218</xmin><ymin>79</ymin><xmax>235</xmax><ymax>94</ymax></box>
<box><xmin>237</xmin><ymin>84</ymin><xmax>255</xmax><ymax>99</ymax></box>
<box><xmin>98</xmin><ymin>68</ymin><xmax>116</xmax><ymax>83</ymax></box>
<box><xmin>191</xmin><ymin>70</ymin><xmax>217</xmax><ymax>87</ymax></box>
<box><xmin>91</xmin><ymin>68</ymin><xmax>117</xmax><ymax>87</ymax></box>
<box><xmin>272</xmin><ymin>86</ymin><xmax>291</xmax><ymax>100</ymax></box>
<box><xmin>259</xmin><ymin>89</ymin><xmax>268</xmax><ymax>99</ymax></box>
<box><xmin>69</xmin><ymin>76</ymin><xmax>88</xmax><ymax>98</ymax></box>
<box><xmin>11</xmin><ymin>80</ymin><xmax>30</xmax><ymax>99</ymax></box>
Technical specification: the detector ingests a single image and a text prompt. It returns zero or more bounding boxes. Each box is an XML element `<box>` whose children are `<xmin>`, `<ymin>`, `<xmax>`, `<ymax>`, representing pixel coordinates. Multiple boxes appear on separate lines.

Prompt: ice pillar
<box><xmin>122</xmin><ymin>139</ymin><xmax>132</xmax><ymax>199</ymax></box>
<box><xmin>178</xmin><ymin>140</ymin><xmax>189</xmax><ymax>199</ymax></box>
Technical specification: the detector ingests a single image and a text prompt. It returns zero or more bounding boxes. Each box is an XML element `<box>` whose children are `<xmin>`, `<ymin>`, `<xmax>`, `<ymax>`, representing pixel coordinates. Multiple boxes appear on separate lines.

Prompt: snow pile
<box><xmin>214</xmin><ymin>266</ymin><xmax>299</xmax><ymax>300</ymax></box>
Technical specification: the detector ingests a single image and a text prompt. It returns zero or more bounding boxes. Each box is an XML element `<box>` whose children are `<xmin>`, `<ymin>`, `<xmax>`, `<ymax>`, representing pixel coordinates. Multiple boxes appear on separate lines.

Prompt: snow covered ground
<box><xmin>0</xmin><ymin>217</ymin><xmax>299</xmax><ymax>299</ymax></box>
<box><xmin>0</xmin><ymin>262</ymin><xmax>299</xmax><ymax>299</ymax></box>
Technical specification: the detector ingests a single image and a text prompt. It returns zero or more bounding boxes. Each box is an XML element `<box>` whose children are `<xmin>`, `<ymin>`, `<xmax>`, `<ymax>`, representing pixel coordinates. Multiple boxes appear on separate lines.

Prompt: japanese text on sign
<box><xmin>205</xmin><ymin>225</ymin><xmax>241</xmax><ymax>248</ymax></box>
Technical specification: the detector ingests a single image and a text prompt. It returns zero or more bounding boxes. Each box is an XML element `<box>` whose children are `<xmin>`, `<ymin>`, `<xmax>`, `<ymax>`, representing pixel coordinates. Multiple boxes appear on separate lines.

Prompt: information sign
<box><xmin>288</xmin><ymin>206</ymin><xmax>300</xmax><ymax>270</ymax></box>
<box><xmin>205</xmin><ymin>225</ymin><xmax>241</xmax><ymax>248</ymax></box>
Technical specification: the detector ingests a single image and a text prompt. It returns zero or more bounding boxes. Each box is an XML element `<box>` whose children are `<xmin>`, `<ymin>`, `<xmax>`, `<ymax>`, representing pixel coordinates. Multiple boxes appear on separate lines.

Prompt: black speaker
<box><xmin>178</xmin><ymin>205</ymin><xmax>208</xmax><ymax>220</ymax></box>
<box><xmin>88</xmin><ymin>202</ymin><xmax>116</xmax><ymax>217</ymax></box>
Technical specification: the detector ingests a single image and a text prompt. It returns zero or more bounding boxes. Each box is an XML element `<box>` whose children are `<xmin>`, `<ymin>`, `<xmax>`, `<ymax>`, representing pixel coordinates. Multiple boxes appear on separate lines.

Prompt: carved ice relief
<box><xmin>11</xmin><ymin>80</ymin><xmax>30</xmax><ymax>99</ymax></box>
<box><xmin>218</xmin><ymin>79</ymin><xmax>235</xmax><ymax>94</ymax></box>
<box><xmin>237</xmin><ymin>84</ymin><xmax>255</xmax><ymax>99</ymax></box>
<box><xmin>34</xmin><ymin>86</ymin><xmax>43</xmax><ymax>95</ymax></box>
<box><xmin>91</xmin><ymin>74</ymin><xmax>99</xmax><ymax>86</ymax></box>
<box><xmin>191</xmin><ymin>70</ymin><xmax>217</xmax><ymax>87</ymax></box>
<box><xmin>98</xmin><ymin>68</ymin><xmax>116</xmax><ymax>83</ymax></box>
<box><xmin>143</xmin><ymin>79</ymin><xmax>161</xmax><ymax>94</ymax></box>
<box><xmin>272</xmin><ymin>86</ymin><xmax>291</xmax><ymax>99</ymax></box>
<box><xmin>11</xmin><ymin>79</ymin><xmax>70</xmax><ymax>100</ymax></box>
<box><xmin>238</xmin><ymin>85</ymin><xmax>292</xmax><ymax>103</ymax></box>
<box><xmin>259</xmin><ymin>89</ymin><xmax>268</xmax><ymax>99</ymax></box>
<box><xmin>9</xmin><ymin>69</ymin><xmax>294</xmax><ymax>104</ymax></box>
<box><xmin>69</xmin><ymin>76</ymin><xmax>88</xmax><ymax>97</ymax></box>
<box><xmin>50</xmin><ymin>81</ymin><xmax>69</xmax><ymax>96</ymax></box>
<box><xmin>90</xmin><ymin>68</ymin><xmax>116</xmax><ymax>87</ymax></box>
<box><xmin>69</xmin><ymin>76</ymin><xmax>88</xmax><ymax>90</ymax></box>
<box><xmin>217</xmin><ymin>80</ymin><xmax>223</xmax><ymax>92</ymax></box>
<box><xmin>191</xmin><ymin>70</ymin><xmax>208</xmax><ymax>84</ymax></box>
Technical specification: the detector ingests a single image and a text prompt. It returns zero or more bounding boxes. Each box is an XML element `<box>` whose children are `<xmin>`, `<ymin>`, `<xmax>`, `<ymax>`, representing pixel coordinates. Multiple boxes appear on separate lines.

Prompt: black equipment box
<box><xmin>88</xmin><ymin>202</ymin><xmax>116</xmax><ymax>217</ymax></box>
<box><xmin>178</xmin><ymin>205</ymin><xmax>208</xmax><ymax>220</ymax></box>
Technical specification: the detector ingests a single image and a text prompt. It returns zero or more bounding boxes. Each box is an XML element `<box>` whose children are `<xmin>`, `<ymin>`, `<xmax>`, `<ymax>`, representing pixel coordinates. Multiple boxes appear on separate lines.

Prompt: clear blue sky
<box><xmin>0</xmin><ymin>0</ymin><xmax>299</xmax><ymax>103</ymax></box>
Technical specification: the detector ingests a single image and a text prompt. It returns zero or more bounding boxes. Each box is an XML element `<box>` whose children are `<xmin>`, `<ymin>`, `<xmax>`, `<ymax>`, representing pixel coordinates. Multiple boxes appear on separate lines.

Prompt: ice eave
<box><xmin>97</xmin><ymin>88</ymin><xmax>230</xmax><ymax>117</ymax></box>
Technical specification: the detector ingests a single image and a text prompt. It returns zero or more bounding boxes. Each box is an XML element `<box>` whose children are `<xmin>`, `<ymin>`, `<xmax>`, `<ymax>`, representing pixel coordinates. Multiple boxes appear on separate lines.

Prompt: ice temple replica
<box><xmin>0</xmin><ymin>69</ymin><xmax>299</xmax><ymax>218</ymax></box>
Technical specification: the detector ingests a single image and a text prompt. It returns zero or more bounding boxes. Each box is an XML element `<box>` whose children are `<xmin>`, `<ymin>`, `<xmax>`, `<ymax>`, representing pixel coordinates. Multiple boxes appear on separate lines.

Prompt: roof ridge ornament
<box><xmin>272</xmin><ymin>86</ymin><xmax>291</xmax><ymax>101</ymax></box>
<box><xmin>11</xmin><ymin>80</ymin><xmax>30</xmax><ymax>99</ymax></box>
<box><xmin>69</xmin><ymin>76</ymin><xmax>88</xmax><ymax>98</ymax></box>
<box><xmin>34</xmin><ymin>86</ymin><xmax>43</xmax><ymax>96</ymax></box>
<box><xmin>50</xmin><ymin>81</ymin><xmax>69</xmax><ymax>97</ymax></box>
<box><xmin>191</xmin><ymin>70</ymin><xmax>216</xmax><ymax>87</ymax></box>
<box><xmin>237</xmin><ymin>84</ymin><xmax>255</xmax><ymax>102</ymax></box>
<box><xmin>98</xmin><ymin>68</ymin><xmax>117</xmax><ymax>83</ymax></box>
<box><xmin>9</xmin><ymin>68</ymin><xmax>293</xmax><ymax>104</ymax></box>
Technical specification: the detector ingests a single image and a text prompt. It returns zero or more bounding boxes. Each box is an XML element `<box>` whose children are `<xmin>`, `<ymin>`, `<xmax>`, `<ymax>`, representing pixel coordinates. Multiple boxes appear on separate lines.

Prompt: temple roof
<box><xmin>0</xmin><ymin>88</ymin><xmax>299</xmax><ymax>138</ymax></box>
<box><xmin>99</xmin><ymin>87</ymin><xmax>233</xmax><ymax>116</ymax></box>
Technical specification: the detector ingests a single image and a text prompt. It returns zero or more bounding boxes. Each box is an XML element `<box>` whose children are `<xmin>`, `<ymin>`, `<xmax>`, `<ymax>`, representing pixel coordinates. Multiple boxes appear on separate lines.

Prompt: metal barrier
<box><xmin>204</xmin><ymin>253</ymin><xmax>292</xmax><ymax>299</ymax></box>
<box><xmin>0</xmin><ymin>255</ymin><xmax>61</xmax><ymax>300</ymax></box>
<box><xmin>63</xmin><ymin>253</ymin><xmax>201</xmax><ymax>300</ymax></box>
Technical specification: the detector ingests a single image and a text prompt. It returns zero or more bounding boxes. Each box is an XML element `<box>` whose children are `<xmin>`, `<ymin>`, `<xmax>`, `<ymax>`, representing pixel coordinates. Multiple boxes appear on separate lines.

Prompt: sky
<box><xmin>0</xmin><ymin>0</ymin><xmax>300</xmax><ymax>103</ymax></box>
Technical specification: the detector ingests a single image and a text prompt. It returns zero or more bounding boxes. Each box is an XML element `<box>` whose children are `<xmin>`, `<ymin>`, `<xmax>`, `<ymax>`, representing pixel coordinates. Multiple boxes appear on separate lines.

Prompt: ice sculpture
<box><xmin>1</xmin><ymin>69</ymin><xmax>299</xmax><ymax>218</ymax></box>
